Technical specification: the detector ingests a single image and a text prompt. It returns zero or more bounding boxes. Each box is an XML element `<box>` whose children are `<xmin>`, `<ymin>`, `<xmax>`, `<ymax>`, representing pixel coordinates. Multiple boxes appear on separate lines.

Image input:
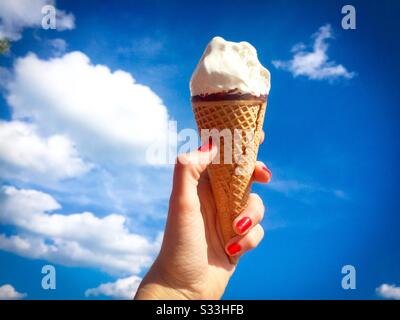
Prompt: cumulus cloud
<box><xmin>6</xmin><ymin>51</ymin><xmax>173</xmax><ymax>165</ymax></box>
<box><xmin>1</xmin><ymin>49</ymin><xmax>174</xmax><ymax>210</ymax></box>
<box><xmin>272</xmin><ymin>24</ymin><xmax>355</xmax><ymax>81</ymax></box>
<box><xmin>85</xmin><ymin>275</ymin><xmax>141</xmax><ymax>300</ymax></box>
<box><xmin>0</xmin><ymin>120</ymin><xmax>91</xmax><ymax>181</ymax></box>
<box><xmin>0</xmin><ymin>0</ymin><xmax>74</xmax><ymax>41</ymax></box>
<box><xmin>376</xmin><ymin>283</ymin><xmax>400</xmax><ymax>300</ymax></box>
<box><xmin>0</xmin><ymin>284</ymin><xmax>26</xmax><ymax>300</ymax></box>
<box><xmin>0</xmin><ymin>47</ymin><xmax>173</xmax><ymax>282</ymax></box>
<box><xmin>0</xmin><ymin>186</ymin><xmax>162</xmax><ymax>275</ymax></box>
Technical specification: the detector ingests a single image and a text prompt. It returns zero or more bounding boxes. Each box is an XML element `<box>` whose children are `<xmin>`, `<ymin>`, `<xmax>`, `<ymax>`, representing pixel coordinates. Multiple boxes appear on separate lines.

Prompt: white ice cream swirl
<box><xmin>190</xmin><ymin>36</ymin><xmax>271</xmax><ymax>97</ymax></box>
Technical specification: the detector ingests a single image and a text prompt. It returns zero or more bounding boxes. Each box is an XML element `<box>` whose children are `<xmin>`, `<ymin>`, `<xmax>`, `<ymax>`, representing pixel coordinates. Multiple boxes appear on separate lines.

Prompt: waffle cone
<box><xmin>192</xmin><ymin>99</ymin><xmax>267</xmax><ymax>247</ymax></box>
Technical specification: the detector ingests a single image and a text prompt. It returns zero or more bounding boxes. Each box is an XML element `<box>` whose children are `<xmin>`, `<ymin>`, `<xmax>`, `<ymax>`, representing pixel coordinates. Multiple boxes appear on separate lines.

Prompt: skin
<box><xmin>135</xmin><ymin>132</ymin><xmax>271</xmax><ymax>300</ymax></box>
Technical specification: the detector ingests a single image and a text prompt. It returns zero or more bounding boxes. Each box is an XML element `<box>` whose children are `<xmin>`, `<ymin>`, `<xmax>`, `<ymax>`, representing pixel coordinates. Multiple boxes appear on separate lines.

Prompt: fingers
<box><xmin>225</xmin><ymin>224</ymin><xmax>265</xmax><ymax>257</ymax></box>
<box><xmin>176</xmin><ymin>139</ymin><xmax>217</xmax><ymax>179</ymax></box>
<box><xmin>171</xmin><ymin>139</ymin><xmax>217</xmax><ymax>201</ymax></box>
<box><xmin>225</xmin><ymin>193</ymin><xmax>266</xmax><ymax>259</ymax></box>
<box><xmin>252</xmin><ymin>161</ymin><xmax>272</xmax><ymax>183</ymax></box>
<box><xmin>232</xmin><ymin>193</ymin><xmax>265</xmax><ymax>235</ymax></box>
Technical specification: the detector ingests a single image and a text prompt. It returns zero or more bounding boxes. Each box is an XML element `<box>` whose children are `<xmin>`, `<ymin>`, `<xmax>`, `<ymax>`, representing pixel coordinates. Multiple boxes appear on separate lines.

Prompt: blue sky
<box><xmin>0</xmin><ymin>0</ymin><xmax>399</xmax><ymax>300</ymax></box>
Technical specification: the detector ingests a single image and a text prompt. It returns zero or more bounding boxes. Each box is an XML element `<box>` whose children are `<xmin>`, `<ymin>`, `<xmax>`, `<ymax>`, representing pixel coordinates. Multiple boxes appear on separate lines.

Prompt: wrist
<box><xmin>134</xmin><ymin>259</ymin><xmax>193</xmax><ymax>300</ymax></box>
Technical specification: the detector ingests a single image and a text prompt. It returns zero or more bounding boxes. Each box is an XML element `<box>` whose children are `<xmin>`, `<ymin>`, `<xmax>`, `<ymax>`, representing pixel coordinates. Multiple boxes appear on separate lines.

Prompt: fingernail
<box><xmin>262</xmin><ymin>165</ymin><xmax>271</xmax><ymax>175</ymax></box>
<box><xmin>227</xmin><ymin>242</ymin><xmax>241</xmax><ymax>256</ymax></box>
<box><xmin>262</xmin><ymin>166</ymin><xmax>272</xmax><ymax>181</ymax></box>
<box><xmin>236</xmin><ymin>217</ymin><xmax>252</xmax><ymax>234</ymax></box>
<box><xmin>198</xmin><ymin>138</ymin><xmax>213</xmax><ymax>152</ymax></box>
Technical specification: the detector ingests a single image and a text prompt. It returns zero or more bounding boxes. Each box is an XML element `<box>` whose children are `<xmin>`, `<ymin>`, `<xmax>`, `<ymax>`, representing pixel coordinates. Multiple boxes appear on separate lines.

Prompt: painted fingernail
<box><xmin>236</xmin><ymin>217</ymin><xmax>252</xmax><ymax>234</ymax></box>
<box><xmin>198</xmin><ymin>138</ymin><xmax>213</xmax><ymax>152</ymax></box>
<box><xmin>262</xmin><ymin>165</ymin><xmax>272</xmax><ymax>175</ymax></box>
<box><xmin>262</xmin><ymin>166</ymin><xmax>272</xmax><ymax>181</ymax></box>
<box><xmin>227</xmin><ymin>242</ymin><xmax>241</xmax><ymax>256</ymax></box>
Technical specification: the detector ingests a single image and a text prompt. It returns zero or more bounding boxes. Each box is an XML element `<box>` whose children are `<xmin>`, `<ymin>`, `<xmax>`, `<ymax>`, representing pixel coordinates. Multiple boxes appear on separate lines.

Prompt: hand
<box><xmin>134</xmin><ymin>133</ymin><xmax>272</xmax><ymax>300</ymax></box>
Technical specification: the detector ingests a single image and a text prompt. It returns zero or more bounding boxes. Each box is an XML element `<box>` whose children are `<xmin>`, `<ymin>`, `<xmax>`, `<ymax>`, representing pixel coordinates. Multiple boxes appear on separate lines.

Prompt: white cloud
<box><xmin>0</xmin><ymin>48</ymin><xmax>173</xmax><ymax>280</ymax></box>
<box><xmin>85</xmin><ymin>275</ymin><xmax>141</xmax><ymax>300</ymax></box>
<box><xmin>0</xmin><ymin>284</ymin><xmax>26</xmax><ymax>300</ymax></box>
<box><xmin>269</xmin><ymin>176</ymin><xmax>347</xmax><ymax>201</ymax></box>
<box><xmin>47</xmin><ymin>38</ymin><xmax>67</xmax><ymax>55</ymax></box>
<box><xmin>0</xmin><ymin>186</ymin><xmax>162</xmax><ymax>275</ymax></box>
<box><xmin>0</xmin><ymin>120</ymin><xmax>91</xmax><ymax>181</ymax></box>
<box><xmin>376</xmin><ymin>284</ymin><xmax>400</xmax><ymax>300</ymax></box>
<box><xmin>268</xmin><ymin>174</ymin><xmax>350</xmax><ymax>203</ymax></box>
<box><xmin>6</xmin><ymin>51</ymin><xmax>173</xmax><ymax>165</ymax></box>
<box><xmin>272</xmin><ymin>24</ymin><xmax>355</xmax><ymax>81</ymax></box>
<box><xmin>1</xmin><ymin>50</ymin><xmax>174</xmax><ymax>210</ymax></box>
<box><xmin>269</xmin><ymin>179</ymin><xmax>313</xmax><ymax>194</ymax></box>
<box><xmin>0</xmin><ymin>0</ymin><xmax>74</xmax><ymax>41</ymax></box>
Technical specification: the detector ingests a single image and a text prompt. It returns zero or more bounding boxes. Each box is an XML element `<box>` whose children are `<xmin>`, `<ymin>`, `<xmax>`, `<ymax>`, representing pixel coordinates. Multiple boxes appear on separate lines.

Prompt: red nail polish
<box><xmin>262</xmin><ymin>166</ymin><xmax>272</xmax><ymax>182</ymax></box>
<box><xmin>198</xmin><ymin>138</ymin><xmax>213</xmax><ymax>152</ymax></box>
<box><xmin>262</xmin><ymin>165</ymin><xmax>272</xmax><ymax>176</ymax></box>
<box><xmin>236</xmin><ymin>217</ymin><xmax>252</xmax><ymax>234</ymax></box>
<box><xmin>227</xmin><ymin>242</ymin><xmax>241</xmax><ymax>256</ymax></box>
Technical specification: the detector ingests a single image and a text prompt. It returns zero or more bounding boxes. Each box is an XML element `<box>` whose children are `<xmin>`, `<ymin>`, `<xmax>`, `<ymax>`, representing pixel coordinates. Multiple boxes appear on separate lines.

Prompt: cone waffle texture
<box><xmin>192</xmin><ymin>100</ymin><xmax>267</xmax><ymax>245</ymax></box>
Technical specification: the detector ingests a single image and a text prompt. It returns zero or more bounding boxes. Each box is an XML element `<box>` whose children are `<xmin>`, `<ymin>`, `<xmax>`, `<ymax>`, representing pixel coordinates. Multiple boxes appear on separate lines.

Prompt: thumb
<box><xmin>170</xmin><ymin>139</ymin><xmax>217</xmax><ymax>206</ymax></box>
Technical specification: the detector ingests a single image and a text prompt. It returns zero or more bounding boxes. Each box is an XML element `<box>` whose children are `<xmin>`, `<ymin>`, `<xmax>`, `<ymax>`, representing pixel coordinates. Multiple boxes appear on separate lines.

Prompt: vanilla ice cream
<box><xmin>190</xmin><ymin>36</ymin><xmax>271</xmax><ymax>98</ymax></box>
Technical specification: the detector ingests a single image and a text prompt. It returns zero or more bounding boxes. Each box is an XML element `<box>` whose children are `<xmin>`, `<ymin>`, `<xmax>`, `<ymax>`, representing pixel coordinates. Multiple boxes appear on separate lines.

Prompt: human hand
<box><xmin>134</xmin><ymin>133</ymin><xmax>272</xmax><ymax>300</ymax></box>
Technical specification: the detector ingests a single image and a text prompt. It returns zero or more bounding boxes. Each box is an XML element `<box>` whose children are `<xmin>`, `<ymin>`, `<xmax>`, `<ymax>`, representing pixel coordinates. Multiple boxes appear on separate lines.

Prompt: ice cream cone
<box><xmin>192</xmin><ymin>99</ymin><xmax>267</xmax><ymax>251</ymax></box>
<box><xmin>190</xmin><ymin>36</ymin><xmax>271</xmax><ymax>263</ymax></box>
